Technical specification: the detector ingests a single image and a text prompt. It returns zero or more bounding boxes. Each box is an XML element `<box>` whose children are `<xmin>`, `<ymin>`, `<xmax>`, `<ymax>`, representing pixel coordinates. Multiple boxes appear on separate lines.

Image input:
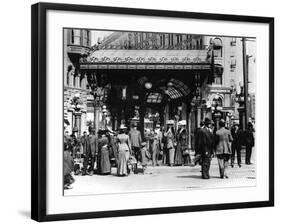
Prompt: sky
<box><xmin>91</xmin><ymin>30</ymin><xmax>113</xmax><ymax>45</ymax></box>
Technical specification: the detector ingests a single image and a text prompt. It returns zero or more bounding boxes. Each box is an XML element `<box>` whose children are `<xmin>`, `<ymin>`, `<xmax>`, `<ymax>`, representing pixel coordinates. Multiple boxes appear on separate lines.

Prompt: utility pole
<box><xmin>242</xmin><ymin>38</ymin><xmax>249</xmax><ymax>130</ymax></box>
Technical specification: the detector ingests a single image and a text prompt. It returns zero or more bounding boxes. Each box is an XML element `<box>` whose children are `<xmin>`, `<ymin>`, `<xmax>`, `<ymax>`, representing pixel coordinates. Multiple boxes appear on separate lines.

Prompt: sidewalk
<box><xmin>64</xmin><ymin>158</ymin><xmax>256</xmax><ymax>196</ymax></box>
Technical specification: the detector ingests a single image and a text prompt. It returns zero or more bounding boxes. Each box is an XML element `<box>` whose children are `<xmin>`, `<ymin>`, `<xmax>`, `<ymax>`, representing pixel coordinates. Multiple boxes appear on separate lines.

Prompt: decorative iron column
<box><xmin>235</xmin><ymin>85</ymin><xmax>246</xmax><ymax>130</ymax></box>
<box><xmin>70</xmin><ymin>93</ymin><xmax>83</xmax><ymax>136</ymax></box>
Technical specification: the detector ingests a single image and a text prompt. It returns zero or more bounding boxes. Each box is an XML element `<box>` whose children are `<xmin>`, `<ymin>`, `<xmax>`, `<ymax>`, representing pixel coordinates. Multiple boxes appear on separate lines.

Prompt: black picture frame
<box><xmin>31</xmin><ymin>2</ymin><xmax>274</xmax><ymax>222</ymax></box>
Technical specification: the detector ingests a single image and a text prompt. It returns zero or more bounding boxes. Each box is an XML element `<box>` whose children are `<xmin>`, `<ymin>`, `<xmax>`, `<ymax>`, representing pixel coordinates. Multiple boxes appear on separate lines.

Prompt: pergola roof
<box><xmin>82</xmin><ymin>49</ymin><xmax>209</xmax><ymax>64</ymax></box>
<box><xmin>144</xmin><ymin>78</ymin><xmax>191</xmax><ymax>103</ymax></box>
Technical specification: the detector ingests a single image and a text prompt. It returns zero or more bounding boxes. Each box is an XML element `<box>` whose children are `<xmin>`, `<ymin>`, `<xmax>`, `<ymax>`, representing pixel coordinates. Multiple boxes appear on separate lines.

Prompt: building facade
<box><xmin>63</xmin><ymin>29</ymin><xmax>92</xmax><ymax>135</ymax></box>
<box><xmin>63</xmin><ymin>29</ymin><xmax>255</xmax><ymax>147</ymax></box>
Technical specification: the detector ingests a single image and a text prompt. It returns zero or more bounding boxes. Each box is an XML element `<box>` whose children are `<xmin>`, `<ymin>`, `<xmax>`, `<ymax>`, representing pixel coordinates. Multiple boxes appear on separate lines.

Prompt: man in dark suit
<box><xmin>245</xmin><ymin>122</ymin><xmax>255</xmax><ymax>164</ymax></box>
<box><xmin>215</xmin><ymin>119</ymin><xmax>233</xmax><ymax>178</ymax></box>
<box><xmin>82</xmin><ymin>127</ymin><xmax>97</xmax><ymax>176</ymax></box>
<box><xmin>198</xmin><ymin>118</ymin><xmax>214</xmax><ymax>179</ymax></box>
<box><xmin>230</xmin><ymin>123</ymin><xmax>242</xmax><ymax>168</ymax></box>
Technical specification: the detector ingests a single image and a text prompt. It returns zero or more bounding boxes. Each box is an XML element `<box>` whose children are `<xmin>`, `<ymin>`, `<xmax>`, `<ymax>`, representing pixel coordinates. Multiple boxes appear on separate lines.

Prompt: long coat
<box><xmin>80</xmin><ymin>135</ymin><xmax>88</xmax><ymax>154</ymax></box>
<box><xmin>86</xmin><ymin>134</ymin><xmax>98</xmax><ymax>156</ymax></box>
<box><xmin>198</xmin><ymin>127</ymin><xmax>214</xmax><ymax>157</ymax></box>
<box><xmin>215</xmin><ymin>127</ymin><xmax>233</xmax><ymax>155</ymax></box>
<box><xmin>129</xmin><ymin>129</ymin><xmax>142</xmax><ymax>148</ymax></box>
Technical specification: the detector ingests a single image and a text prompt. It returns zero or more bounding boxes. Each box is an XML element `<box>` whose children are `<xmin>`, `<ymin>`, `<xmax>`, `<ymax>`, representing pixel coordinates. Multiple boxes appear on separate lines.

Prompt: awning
<box><xmin>80</xmin><ymin>49</ymin><xmax>210</xmax><ymax>69</ymax></box>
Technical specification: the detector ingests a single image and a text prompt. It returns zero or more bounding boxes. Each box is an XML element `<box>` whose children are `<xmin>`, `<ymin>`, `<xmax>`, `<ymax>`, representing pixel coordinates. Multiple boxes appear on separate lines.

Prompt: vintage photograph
<box><xmin>63</xmin><ymin>29</ymin><xmax>256</xmax><ymax>196</ymax></box>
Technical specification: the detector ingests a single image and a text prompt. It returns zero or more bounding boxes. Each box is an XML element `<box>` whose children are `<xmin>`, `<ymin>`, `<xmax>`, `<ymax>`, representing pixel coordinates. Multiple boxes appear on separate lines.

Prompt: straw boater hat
<box><xmin>141</xmin><ymin>142</ymin><xmax>147</xmax><ymax>147</ymax></box>
<box><xmin>119</xmin><ymin>124</ymin><xmax>127</xmax><ymax>130</ymax></box>
<box><xmin>166</xmin><ymin>120</ymin><xmax>175</xmax><ymax>125</ymax></box>
<box><xmin>178</xmin><ymin>120</ymin><xmax>186</xmax><ymax>126</ymax></box>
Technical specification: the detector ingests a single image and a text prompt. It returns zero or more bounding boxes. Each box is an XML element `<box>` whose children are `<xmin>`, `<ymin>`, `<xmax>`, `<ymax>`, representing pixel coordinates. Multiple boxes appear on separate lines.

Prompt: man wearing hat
<box><xmin>197</xmin><ymin>117</ymin><xmax>214</xmax><ymax>179</ymax></box>
<box><xmin>82</xmin><ymin>126</ymin><xmax>97</xmax><ymax>176</ymax></box>
<box><xmin>244</xmin><ymin>122</ymin><xmax>255</xmax><ymax>165</ymax></box>
<box><xmin>230</xmin><ymin>123</ymin><xmax>242</xmax><ymax>168</ymax></box>
<box><xmin>129</xmin><ymin>123</ymin><xmax>142</xmax><ymax>163</ymax></box>
<box><xmin>153</xmin><ymin>124</ymin><xmax>163</xmax><ymax>165</ymax></box>
<box><xmin>215</xmin><ymin>119</ymin><xmax>233</xmax><ymax>178</ymax></box>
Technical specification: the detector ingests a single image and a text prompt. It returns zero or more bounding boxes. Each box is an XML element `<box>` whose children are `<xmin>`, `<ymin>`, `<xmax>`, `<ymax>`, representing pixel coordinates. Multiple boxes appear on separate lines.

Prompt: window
<box><xmin>196</xmin><ymin>40</ymin><xmax>199</xmax><ymax>49</ymax></box>
<box><xmin>71</xmin><ymin>29</ymin><xmax>81</xmax><ymax>45</ymax></box>
<box><xmin>213</xmin><ymin>73</ymin><xmax>222</xmax><ymax>85</ymax></box>
<box><xmin>176</xmin><ymin>35</ymin><xmax>180</xmax><ymax>45</ymax></box>
<box><xmin>230</xmin><ymin>58</ymin><xmax>236</xmax><ymax>69</ymax></box>
<box><xmin>214</xmin><ymin>48</ymin><xmax>222</xmax><ymax>57</ymax></box>
<box><xmin>231</xmin><ymin>37</ymin><xmax>236</xmax><ymax>46</ymax></box>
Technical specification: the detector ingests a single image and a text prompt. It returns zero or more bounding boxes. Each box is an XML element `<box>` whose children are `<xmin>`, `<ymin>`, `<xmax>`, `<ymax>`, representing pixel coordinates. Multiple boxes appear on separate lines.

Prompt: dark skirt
<box><xmin>99</xmin><ymin>147</ymin><xmax>111</xmax><ymax>174</ymax></box>
<box><xmin>174</xmin><ymin>144</ymin><xmax>183</xmax><ymax>165</ymax></box>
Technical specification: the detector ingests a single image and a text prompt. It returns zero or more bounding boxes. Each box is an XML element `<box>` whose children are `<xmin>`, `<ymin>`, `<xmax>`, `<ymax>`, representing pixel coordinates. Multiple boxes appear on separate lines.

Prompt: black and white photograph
<box><xmin>29</xmin><ymin>2</ymin><xmax>274</xmax><ymax>221</ymax></box>
<box><xmin>63</xmin><ymin>29</ymin><xmax>257</xmax><ymax>196</ymax></box>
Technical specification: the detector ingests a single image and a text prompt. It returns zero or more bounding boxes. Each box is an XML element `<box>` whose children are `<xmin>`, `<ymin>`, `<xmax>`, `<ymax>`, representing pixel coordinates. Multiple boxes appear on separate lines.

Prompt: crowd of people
<box><xmin>63</xmin><ymin>118</ymin><xmax>255</xmax><ymax>189</ymax></box>
<box><xmin>194</xmin><ymin>118</ymin><xmax>255</xmax><ymax>179</ymax></box>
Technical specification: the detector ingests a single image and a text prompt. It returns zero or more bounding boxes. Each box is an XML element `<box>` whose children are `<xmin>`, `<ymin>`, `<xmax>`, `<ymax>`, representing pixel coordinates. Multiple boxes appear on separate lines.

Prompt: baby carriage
<box><xmin>127</xmin><ymin>155</ymin><xmax>138</xmax><ymax>174</ymax></box>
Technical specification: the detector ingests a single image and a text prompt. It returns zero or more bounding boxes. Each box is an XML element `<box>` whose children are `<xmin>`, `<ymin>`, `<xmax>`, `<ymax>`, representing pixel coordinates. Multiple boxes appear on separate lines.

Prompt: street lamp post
<box><xmin>236</xmin><ymin>85</ymin><xmax>246</xmax><ymax>130</ymax></box>
<box><xmin>212</xmin><ymin>95</ymin><xmax>222</xmax><ymax>131</ymax></box>
<box><xmin>70</xmin><ymin>93</ymin><xmax>83</xmax><ymax>136</ymax></box>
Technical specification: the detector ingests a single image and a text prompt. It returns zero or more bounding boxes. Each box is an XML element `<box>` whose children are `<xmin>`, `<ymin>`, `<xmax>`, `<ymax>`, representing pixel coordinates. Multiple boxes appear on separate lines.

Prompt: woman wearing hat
<box><xmin>97</xmin><ymin>129</ymin><xmax>111</xmax><ymax>175</ymax></box>
<box><xmin>116</xmin><ymin>124</ymin><xmax>132</xmax><ymax>176</ymax></box>
<box><xmin>140</xmin><ymin>142</ymin><xmax>148</xmax><ymax>174</ymax></box>
<box><xmin>164</xmin><ymin>122</ymin><xmax>176</xmax><ymax>166</ymax></box>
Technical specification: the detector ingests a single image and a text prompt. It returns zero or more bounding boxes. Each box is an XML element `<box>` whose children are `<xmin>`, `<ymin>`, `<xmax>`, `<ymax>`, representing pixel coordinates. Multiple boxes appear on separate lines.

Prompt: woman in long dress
<box><xmin>140</xmin><ymin>142</ymin><xmax>148</xmax><ymax>174</ymax></box>
<box><xmin>116</xmin><ymin>125</ymin><xmax>131</xmax><ymax>176</ymax></box>
<box><xmin>174</xmin><ymin>129</ymin><xmax>183</xmax><ymax>166</ymax></box>
<box><xmin>164</xmin><ymin>126</ymin><xmax>176</xmax><ymax>166</ymax></box>
<box><xmin>97</xmin><ymin>130</ymin><xmax>111</xmax><ymax>175</ymax></box>
<box><xmin>63</xmin><ymin>142</ymin><xmax>75</xmax><ymax>189</ymax></box>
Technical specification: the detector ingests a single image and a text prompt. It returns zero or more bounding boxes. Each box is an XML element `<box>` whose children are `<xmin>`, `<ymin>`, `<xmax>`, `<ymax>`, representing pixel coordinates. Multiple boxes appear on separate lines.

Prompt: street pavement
<box><xmin>64</xmin><ymin>156</ymin><xmax>256</xmax><ymax>196</ymax></box>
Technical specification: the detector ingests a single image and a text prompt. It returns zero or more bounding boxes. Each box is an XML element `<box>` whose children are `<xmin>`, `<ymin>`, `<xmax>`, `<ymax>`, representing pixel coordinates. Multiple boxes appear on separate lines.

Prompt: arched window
<box><xmin>213</xmin><ymin>38</ymin><xmax>223</xmax><ymax>57</ymax></box>
<box><xmin>213</xmin><ymin>96</ymin><xmax>223</xmax><ymax>107</ymax></box>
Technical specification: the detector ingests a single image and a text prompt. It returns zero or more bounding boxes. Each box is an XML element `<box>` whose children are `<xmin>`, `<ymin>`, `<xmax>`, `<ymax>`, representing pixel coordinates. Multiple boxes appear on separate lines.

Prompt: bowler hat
<box><xmin>204</xmin><ymin>117</ymin><xmax>211</xmax><ymax>125</ymax></box>
<box><xmin>88</xmin><ymin>126</ymin><xmax>94</xmax><ymax>133</ymax></box>
<box><xmin>219</xmin><ymin>119</ymin><xmax>226</xmax><ymax>127</ymax></box>
<box><xmin>98</xmin><ymin>129</ymin><xmax>108</xmax><ymax>135</ymax></box>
